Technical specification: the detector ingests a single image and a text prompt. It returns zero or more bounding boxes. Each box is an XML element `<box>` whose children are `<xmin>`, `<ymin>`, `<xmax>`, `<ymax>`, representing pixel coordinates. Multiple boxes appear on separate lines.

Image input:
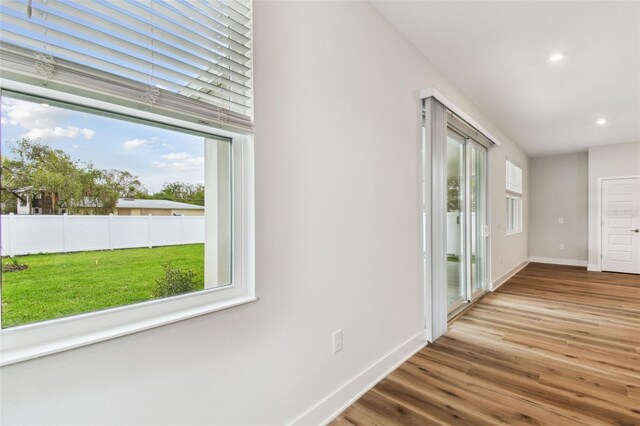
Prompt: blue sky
<box><xmin>1</xmin><ymin>96</ymin><xmax>204</xmax><ymax>193</ymax></box>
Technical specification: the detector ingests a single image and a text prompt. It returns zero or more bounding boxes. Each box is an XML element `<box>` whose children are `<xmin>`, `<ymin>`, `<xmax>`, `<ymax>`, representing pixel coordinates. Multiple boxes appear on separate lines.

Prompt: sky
<box><xmin>0</xmin><ymin>95</ymin><xmax>205</xmax><ymax>194</ymax></box>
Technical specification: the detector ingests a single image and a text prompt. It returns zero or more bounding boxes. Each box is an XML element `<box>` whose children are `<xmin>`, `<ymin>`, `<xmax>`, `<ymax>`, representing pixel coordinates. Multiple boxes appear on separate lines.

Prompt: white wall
<box><xmin>0</xmin><ymin>2</ymin><xmax>529</xmax><ymax>424</ymax></box>
<box><xmin>587</xmin><ymin>141</ymin><xmax>640</xmax><ymax>267</ymax></box>
<box><xmin>529</xmin><ymin>152</ymin><xmax>589</xmax><ymax>264</ymax></box>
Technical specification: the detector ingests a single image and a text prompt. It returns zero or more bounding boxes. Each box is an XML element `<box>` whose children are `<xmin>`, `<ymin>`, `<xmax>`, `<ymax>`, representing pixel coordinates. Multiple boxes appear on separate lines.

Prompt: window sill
<box><xmin>506</xmin><ymin>230</ymin><xmax>523</xmax><ymax>236</ymax></box>
<box><xmin>0</xmin><ymin>292</ymin><xmax>257</xmax><ymax>367</ymax></box>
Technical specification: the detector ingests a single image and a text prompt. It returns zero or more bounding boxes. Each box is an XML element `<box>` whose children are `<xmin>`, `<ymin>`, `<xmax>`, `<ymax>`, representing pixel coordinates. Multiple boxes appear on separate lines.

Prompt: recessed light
<box><xmin>549</xmin><ymin>52</ymin><xmax>566</xmax><ymax>62</ymax></box>
<box><xmin>596</xmin><ymin>118</ymin><xmax>607</xmax><ymax>125</ymax></box>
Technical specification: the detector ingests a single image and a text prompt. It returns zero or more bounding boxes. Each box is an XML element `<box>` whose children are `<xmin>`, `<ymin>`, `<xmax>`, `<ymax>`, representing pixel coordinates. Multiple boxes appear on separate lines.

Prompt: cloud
<box><xmin>1</xmin><ymin>97</ymin><xmax>96</xmax><ymax>141</ymax></box>
<box><xmin>25</xmin><ymin>126</ymin><xmax>95</xmax><ymax>140</ymax></box>
<box><xmin>123</xmin><ymin>139</ymin><xmax>149</xmax><ymax>150</ymax></box>
<box><xmin>161</xmin><ymin>152</ymin><xmax>190</xmax><ymax>160</ymax></box>
<box><xmin>152</xmin><ymin>153</ymin><xmax>204</xmax><ymax>172</ymax></box>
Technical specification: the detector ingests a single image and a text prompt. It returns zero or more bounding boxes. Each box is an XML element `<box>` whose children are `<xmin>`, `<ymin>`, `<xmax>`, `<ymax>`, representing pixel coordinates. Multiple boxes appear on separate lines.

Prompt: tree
<box><xmin>447</xmin><ymin>175</ymin><xmax>478</xmax><ymax>212</ymax></box>
<box><xmin>1</xmin><ymin>138</ymin><xmax>119</xmax><ymax>214</ymax></box>
<box><xmin>447</xmin><ymin>176</ymin><xmax>461</xmax><ymax>212</ymax></box>
<box><xmin>1</xmin><ymin>155</ymin><xmax>24</xmax><ymax>213</ymax></box>
<box><xmin>152</xmin><ymin>182</ymin><xmax>204</xmax><ymax>206</ymax></box>
<box><xmin>104</xmin><ymin>169</ymin><xmax>147</xmax><ymax>198</ymax></box>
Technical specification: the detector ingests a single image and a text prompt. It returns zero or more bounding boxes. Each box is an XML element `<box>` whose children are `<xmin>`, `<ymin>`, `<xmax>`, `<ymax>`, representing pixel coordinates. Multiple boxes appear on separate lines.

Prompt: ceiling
<box><xmin>372</xmin><ymin>1</ymin><xmax>640</xmax><ymax>157</ymax></box>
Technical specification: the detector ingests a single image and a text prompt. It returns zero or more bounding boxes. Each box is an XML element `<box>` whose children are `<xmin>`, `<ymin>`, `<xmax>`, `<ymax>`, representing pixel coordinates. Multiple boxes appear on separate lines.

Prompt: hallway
<box><xmin>333</xmin><ymin>263</ymin><xmax>640</xmax><ymax>425</ymax></box>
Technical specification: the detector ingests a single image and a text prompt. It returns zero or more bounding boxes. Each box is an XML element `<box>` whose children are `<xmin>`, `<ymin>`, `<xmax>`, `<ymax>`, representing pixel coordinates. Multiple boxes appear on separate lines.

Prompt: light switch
<box><xmin>558</xmin><ymin>218</ymin><xmax>564</xmax><ymax>224</ymax></box>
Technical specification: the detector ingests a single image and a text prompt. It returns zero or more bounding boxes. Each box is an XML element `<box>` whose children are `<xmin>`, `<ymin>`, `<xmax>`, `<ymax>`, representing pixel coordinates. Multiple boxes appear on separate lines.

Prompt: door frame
<box><xmin>596</xmin><ymin>175</ymin><xmax>640</xmax><ymax>273</ymax></box>
<box><xmin>421</xmin><ymin>91</ymin><xmax>497</xmax><ymax>343</ymax></box>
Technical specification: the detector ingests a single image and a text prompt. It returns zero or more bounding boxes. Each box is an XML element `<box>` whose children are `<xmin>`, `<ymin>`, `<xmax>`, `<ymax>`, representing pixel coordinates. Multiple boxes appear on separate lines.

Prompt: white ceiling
<box><xmin>372</xmin><ymin>1</ymin><xmax>640</xmax><ymax>157</ymax></box>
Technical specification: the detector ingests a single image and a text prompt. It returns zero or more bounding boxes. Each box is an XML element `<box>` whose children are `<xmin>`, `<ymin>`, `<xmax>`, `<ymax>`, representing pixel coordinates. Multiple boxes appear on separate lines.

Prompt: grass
<box><xmin>447</xmin><ymin>255</ymin><xmax>477</xmax><ymax>263</ymax></box>
<box><xmin>1</xmin><ymin>244</ymin><xmax>204</xmax><ymax>328</ymax></box>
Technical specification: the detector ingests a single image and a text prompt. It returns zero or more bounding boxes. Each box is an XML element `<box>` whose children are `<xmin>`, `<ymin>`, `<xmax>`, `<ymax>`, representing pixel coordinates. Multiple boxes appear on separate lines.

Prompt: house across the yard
<box><xmin>11</xmin><ymin>192</ymin><xmax>203</xmax><ymax>216</ymax></box>
<box><xmin>114</xmin><ymin>198</ymin><xmax>204</xmax><ymax>216</ymax></box>
<box><xmin>13</xmin><ymin>186</ymin><xmax>57</xmax><ymax>215</ymax></box>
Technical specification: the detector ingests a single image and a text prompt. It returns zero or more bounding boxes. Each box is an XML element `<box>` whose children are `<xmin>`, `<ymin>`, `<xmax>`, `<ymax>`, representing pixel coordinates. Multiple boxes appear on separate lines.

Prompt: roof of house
<box><xmin>12</xmin><ymin>186</ymin><xmax>35</xmax><ymax>193</ymax></box>
<box><xmin>115</xmin><ymin>198</ymin><xmax>204</xmax><ymax>210</ymax></box>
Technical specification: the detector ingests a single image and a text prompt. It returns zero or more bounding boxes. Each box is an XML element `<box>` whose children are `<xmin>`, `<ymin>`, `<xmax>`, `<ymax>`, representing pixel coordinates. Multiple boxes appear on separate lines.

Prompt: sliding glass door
<box><xmin>446</xmin><ymin>128</ymin><xmax>488</xmax><ymax>314</ymax></box>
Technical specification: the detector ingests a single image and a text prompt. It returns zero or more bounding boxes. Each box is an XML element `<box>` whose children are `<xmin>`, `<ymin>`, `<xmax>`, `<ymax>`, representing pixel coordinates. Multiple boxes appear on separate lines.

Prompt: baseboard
<box><xmin>289</xmin><ymin>332</ymin><xmax>428</xmax><ymax>426</ymax></box>
<box><xmin>491</xmin><ymin>260</ymin><xmax>529</xmax><ymax>291</ymax></box>
<box><xmin>587</xmin><ymin>263</ymin><xmax>602</xmax><ymax>272</ymax></box>
<box><xmin>529</xmin><ymin>257</ymin><xmax>588</xmax><ymax>267</ymax></box>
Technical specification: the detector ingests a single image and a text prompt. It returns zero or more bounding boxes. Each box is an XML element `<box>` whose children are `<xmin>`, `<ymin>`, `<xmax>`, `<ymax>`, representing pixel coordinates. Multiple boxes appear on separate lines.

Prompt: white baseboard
<box><xmin>289</xmin><ymin>332</ymin><xmax>428</xmax><ymax>426</ymax></box>
<box><xmin>529</xmin><ymin>257</ymin><xmax>588</xmax><ymax>267</ymax></box>
<box><xmin>491</xmin><ymin>260</ymin><xmax>529</xmax><ymax>291</ymax></box>
<box><xmin>587</xmin><ymin>263</ymin><xmax>602</xmax><ymax>272</ymax></box>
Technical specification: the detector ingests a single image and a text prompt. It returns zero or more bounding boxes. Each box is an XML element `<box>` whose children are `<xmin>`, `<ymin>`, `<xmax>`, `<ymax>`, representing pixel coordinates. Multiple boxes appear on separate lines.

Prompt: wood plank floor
<box><xmin>332</xmin><ymin>263</ymin><xmax>640</xmax><ymax>426</ymax></box>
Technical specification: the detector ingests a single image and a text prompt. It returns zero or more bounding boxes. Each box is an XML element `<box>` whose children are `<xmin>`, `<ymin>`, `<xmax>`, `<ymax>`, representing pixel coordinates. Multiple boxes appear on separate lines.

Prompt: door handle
<box><xmin>632</xmin><ymin>229</ymin><xmax>640</xmax><ymax>233</ymax></box>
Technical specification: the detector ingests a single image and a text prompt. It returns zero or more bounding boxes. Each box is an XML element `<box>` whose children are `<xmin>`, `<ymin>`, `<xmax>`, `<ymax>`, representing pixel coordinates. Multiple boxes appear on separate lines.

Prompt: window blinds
<box><xmin>0</xmin><ymin>0</ymin><xmax>253</xmax><ymax>133</ymax></box>
<box><xmin>506</xmin><ymin>160</ymin><xmax>523</xmax><ymax>195</ymax></box>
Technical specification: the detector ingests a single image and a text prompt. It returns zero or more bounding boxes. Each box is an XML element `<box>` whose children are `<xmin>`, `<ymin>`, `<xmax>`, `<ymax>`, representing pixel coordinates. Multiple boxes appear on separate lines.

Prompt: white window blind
<box><xmin>0</xmin><ymin>0</ymin><xmax>253</xmax><ymax>132</ymax></box>
<box><xmin>506</xmin><ymin>159</ymin><xmax>523</xmax><ymax>195</ymax></box>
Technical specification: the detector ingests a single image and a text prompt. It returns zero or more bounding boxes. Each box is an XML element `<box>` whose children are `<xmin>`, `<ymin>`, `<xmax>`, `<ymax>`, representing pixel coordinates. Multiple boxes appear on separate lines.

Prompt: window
<box><xmin>0</xmin><ymin>0</ymin><xmax>254</xmax><ymax>366</ymax></box>
<box><xmin>506</xmin><ymin>159</ymin><xmax>523</xmax><ymax>235</ymax></box>
<box><xmin>1</xmin><ymin>91</ymin><xmax>234</xmax><ymax>327</ymax></box>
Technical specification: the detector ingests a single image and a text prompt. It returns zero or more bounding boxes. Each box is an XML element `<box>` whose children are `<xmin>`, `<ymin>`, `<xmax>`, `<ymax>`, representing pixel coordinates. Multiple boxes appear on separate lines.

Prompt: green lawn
<box><xmin>1</xmin><ymin>244</ymin><xmax>204</xmax><ymax>328</ymax></box>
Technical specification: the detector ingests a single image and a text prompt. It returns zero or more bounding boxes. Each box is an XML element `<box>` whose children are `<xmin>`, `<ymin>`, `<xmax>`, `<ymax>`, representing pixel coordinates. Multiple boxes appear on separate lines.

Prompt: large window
<box><xmin>506</xmin><ymin>159</ymin><xmax>523</xmax><ymax>235</ymax></box>
<box><xmin>0</xmin><ymin>0</ymin><xmax>254</xmax><ymax>366</ymax></box>
<box><xmin>1</xmin><ymin>92</ymin><xmax>233</xmax><ymax>328</ymax></box>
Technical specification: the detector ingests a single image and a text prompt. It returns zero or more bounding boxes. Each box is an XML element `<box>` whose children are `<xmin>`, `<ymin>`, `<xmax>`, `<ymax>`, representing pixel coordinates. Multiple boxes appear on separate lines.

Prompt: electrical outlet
<box><xmin>333</xmin><ymin>329</ymin><xmax>343</xmax><ymax>354</ymax></box>
<box><xmin>559</xmin><ymin>243</ymin><xmax>565</xmax><ymax>250</ymax></box>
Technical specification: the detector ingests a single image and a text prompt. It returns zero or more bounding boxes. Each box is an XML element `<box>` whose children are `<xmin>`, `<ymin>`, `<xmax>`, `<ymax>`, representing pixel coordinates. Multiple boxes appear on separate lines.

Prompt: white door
<box><xmin>602</xmin><ymin>178</ymin><xmax>640</xmax><ymax>274</ymax></box>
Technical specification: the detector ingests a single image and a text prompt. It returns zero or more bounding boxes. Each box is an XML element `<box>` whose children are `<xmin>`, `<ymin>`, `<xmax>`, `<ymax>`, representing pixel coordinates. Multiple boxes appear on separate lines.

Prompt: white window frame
<box><xmin>0</xmin><ymin>79</ymin><xmax>255</xmax><ymax>367</ymax></box>
<box><xmin>506</xmin><ymin>194</ymin><xmax>523</xmax><ymax>235</ymax></box>
<box><xmin>505</xmin><ymin>159</ymin><xmax>523</xmax><ymax>236</ymax></box>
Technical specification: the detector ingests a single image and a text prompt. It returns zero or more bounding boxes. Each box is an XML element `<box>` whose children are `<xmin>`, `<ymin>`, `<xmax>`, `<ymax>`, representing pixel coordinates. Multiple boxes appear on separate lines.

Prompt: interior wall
<box><xmin>587</xmin><ymin>141</ymin><xmax>640</xmax><ymax>268</ymax></box>
<box><xmin>0</xmin><ymin>2</ymin><xmax>529</xmax><ymax>425</ymax></box>
<box><xmin>529</xmin><ymin>152</ymin><xmax>589</xmax><ymax>263</ymax></box>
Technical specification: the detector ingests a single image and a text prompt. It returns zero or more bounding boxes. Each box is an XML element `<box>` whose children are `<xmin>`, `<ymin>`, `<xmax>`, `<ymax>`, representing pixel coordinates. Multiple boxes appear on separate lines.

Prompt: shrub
<box><xmin>153</xmin><ymin>262</ymin><xmax>198</xmax><ymax>298</ymax></box>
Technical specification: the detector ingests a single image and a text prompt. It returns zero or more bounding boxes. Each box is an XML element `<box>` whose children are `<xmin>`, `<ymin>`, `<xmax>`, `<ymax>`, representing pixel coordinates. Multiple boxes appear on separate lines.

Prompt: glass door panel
<box><xmin>469</xmin><ymin>142</ymin><xmax>487</xmax><ymax>294</ymax></box>
<box><xmin>446</xmin><ymin>130</ymin><xmax>466</xmax><ymax>310</ymax></box>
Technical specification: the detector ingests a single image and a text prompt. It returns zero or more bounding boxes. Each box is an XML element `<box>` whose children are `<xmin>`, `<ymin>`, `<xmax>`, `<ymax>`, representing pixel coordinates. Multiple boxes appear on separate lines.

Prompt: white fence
<box><xmin>446</xmin><ymin>212</ymin><xmax>477</xmax><ymax>256</ymax></box>
<box><xmin>0</xmin><ymin>214</ymin><xmax>204</xmax><ymax>256</ymax></box>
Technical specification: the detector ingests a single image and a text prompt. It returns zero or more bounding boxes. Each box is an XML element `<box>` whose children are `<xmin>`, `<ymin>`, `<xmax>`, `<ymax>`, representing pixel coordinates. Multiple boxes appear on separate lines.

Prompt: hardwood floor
<box><xmin>332</xmin><ymin>263</ymin><xmax>640</xmax><ymax>426</ymax></box>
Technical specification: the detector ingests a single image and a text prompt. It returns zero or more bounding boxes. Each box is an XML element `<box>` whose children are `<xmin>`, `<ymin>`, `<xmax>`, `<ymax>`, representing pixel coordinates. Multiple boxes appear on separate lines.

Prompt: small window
<box><xmin>506</xmin><ymin>160</ymin><xmax>523</xmax><ymax>235</ymax></box>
